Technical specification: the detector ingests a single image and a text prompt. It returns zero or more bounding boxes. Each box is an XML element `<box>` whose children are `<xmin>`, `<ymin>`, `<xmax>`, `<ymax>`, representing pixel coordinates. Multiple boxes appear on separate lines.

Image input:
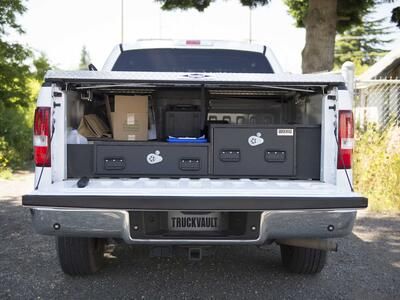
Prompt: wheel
<box><xmin>56</xmin><ymin>237</ymin><xmax>105</xmax><ymax>275</ymax></box>
<box><xmin>280</xmin><ymin>244</ymin><xmax>327</xmax><ymax>274</ymax></box>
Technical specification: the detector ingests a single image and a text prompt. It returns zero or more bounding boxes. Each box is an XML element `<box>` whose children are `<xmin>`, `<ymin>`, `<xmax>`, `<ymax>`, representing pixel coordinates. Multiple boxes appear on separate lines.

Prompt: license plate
<box><xmin>168</xmin><ymin>212</ymin><xmax>221</xmax><ymax>232</ymax></box>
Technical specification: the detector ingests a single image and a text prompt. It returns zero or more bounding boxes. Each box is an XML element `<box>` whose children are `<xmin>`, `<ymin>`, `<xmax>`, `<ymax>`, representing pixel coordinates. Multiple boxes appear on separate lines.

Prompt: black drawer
<box><xmin>94</xmin><ymin>142</ymin><xmax>209</xmax><ymax>177</ymax></box>
<box><xmin>211</xmin><ymin>125</ymin><xmax>296</xmax><ymax>177</ymax></box>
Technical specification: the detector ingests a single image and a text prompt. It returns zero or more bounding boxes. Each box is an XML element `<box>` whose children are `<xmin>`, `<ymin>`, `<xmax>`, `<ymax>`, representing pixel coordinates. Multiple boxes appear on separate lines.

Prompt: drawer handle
<box><xmin>104</xmin><ymin>158</ymin><xmax>126</xmax><ymax>170</ymax></box>
<box><xmin>180</xmin><ymin>159</ymin><xmax>201</xmax><ymax>171</ymax></box>
<box><xmin>265</xmin><ymin>151</ymin><xmax>286</xmax><ymax>162</ymax></box>
<box><xmin>219</xmin><ymin>150</ymin><xmax>240</xmax><ymax>162</ymax></box>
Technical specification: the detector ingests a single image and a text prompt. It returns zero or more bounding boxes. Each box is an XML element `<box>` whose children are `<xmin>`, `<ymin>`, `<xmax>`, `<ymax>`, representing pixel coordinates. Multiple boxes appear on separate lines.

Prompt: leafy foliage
<box><xmin>391</xmin><ymin>6</ymin><xmax>400</xmax><ymax>27</ymax></box>
<box><xmin>0</xmin><ymin>0</ymin><xmax>33</xmax><ymax>107</ymax></box>
<box><xmin>0</xmin><ymin>40</ymin><xmax>32</xmax><ymax>107</ymax></box>
<box><xmin>334</xmin><ymin>16</ymin><xmax>393</xmax><ymax>70</ymax></box>
<box><xmin>285</xmin><ymin>0</ymin><xmax>375</xmax><ymax>33</ymax></box>
<box><xmin>353</xmin><ymin>124</ymin><xmax>400</xmax><ymax>212</ymax></box>
<box><xmin>0</xmin><ymin>83</ymin><xmax>37</xmax><ymax>174</ymax></box>
<box><xmin>0</xmin><ymin>0</ymin><xmax>51</xmax><ymax>175</ymax></box>
<box><xmin>0</xmin><ymin>0</ymin><xmax>26</xmax><ymax>34</ymax></box>
<box><xmin>158</xmin><ymin>0</ymin><xmax>270</xmax><ymax>11</ymax></box>
<box><xmin>33</xmin><ymin>52</ymin><xmax>51</xmax><ymax>81</ymax></box>
<box><xmin>158</xmin><ymin>0</ymin><xmax>214</xmax><ymax>11</ymax></box>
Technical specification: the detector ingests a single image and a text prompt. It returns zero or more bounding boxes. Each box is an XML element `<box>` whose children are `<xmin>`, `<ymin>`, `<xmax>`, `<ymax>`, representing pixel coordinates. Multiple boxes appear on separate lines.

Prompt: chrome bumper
<box><xmin>30</xmin><ymin>208</ymin><xmax>356</xmax><ymax>245</ymax></box>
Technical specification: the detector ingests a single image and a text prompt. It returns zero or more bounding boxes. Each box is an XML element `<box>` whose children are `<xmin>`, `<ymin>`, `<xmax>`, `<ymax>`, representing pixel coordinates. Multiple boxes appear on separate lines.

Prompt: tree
<box><xmin>79</xmin><ymin>46</ymin><xmax>91</xmax><ymax>70</ymax></box>
<box><xmin>391</xmin><ymin>6</ymin><xmax>400</xmax><ymax>27</ymax></box>
<box><xmin>334</xmin><ymin>16</ymin><xmax>393</xmax><ymax>71</ymax></box>
<box><xmin>0</xmin><ymin>0</ymin><xmax>51</xmax><ymax>175</ymax></box>
<box><xmin>33</xmin><ymin>52</ymin><xmax>52</xmax><ymax>81</ymax></box>
<box><xmin>157</xmin><ymin>0</ymin><xmax>376</xmax><ymax>73</ymax></box>
<box><xmin>0</xmin><ymin>0</ymin><xmax>26</xmax><ymax>35</ymax></box>
<box><xmin>0</xmin><ymin>1</ymin><xmax>33</xmax><ymax>107</ymax></box>
<box><xmin>285</xmin><ymin>0</ymin><xmax>394</xmax><ymax>73</ymax></box>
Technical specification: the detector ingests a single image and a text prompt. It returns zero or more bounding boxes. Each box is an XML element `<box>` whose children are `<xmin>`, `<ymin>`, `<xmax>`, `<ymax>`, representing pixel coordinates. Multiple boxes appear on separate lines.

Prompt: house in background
<box><xmin>359</xmin><ymin>48</ymin><xmax>400</xmax><ymax>80</ymax></box>
<box><xmin>355</xmin><ymin>49</ymin><xmax>400</xmax><ymax>128</ymax></box>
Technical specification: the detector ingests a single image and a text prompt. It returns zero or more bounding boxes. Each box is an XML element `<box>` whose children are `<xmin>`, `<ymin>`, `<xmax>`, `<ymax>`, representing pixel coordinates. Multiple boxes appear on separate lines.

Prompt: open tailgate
<box><xmin>23</xmin><ymin>178</ymin><xmax>367</xmax><ymax>210</ymax></box>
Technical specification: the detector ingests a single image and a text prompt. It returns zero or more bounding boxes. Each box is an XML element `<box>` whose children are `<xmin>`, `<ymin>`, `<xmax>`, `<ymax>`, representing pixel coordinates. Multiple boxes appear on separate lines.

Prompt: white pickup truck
<box><xmin>23</xmin><ymin>40</ymin><xmax>367</xmax><ymax>276</ymax></box>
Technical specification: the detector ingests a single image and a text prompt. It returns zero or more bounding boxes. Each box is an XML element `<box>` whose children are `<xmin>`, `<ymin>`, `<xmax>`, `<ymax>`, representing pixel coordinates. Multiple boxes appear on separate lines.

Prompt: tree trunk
<box><xmin>302</xmin><ymin>0</ymin><xmax>337</xmax><ymax>73</ymax></box>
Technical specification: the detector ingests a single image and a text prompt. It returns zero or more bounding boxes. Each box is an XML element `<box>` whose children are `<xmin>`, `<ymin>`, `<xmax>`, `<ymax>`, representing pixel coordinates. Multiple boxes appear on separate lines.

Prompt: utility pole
<box><xmin>159</xmin><ymin>10</ymin><xmax>162</xmax><ymax>38</ymax></box>
<box><xmin>249</xmin><ymin>7</ymin><xmax>252</xmax><ymax>43</ymax></box>
<box><xmin>121</xmin><ymin>0</ymin><xmax>124</xmax><ymax>44</ymax></box>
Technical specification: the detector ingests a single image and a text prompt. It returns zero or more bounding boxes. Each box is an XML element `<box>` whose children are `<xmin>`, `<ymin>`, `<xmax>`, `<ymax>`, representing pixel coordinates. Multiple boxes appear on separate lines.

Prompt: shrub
<box><xmin>353</xmin><ymin>124</ymin><xmax>400</xmax><ymax>212</ymax></box>
<box><xmin>0</xmin><ymin>102</ymin><xmax>35</xmax><ymax>174</ymax></box>
<box><xmin>0</xmin><ymin>80</ymin><xmax>38</xmax><ymax>176</ymax></box>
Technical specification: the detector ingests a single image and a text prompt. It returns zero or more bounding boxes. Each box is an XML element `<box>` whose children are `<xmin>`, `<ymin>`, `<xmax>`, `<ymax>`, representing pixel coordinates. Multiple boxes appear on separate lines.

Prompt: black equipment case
<box><xmin>165</xmin><ymin>105</ymin><xmax>202</xmax><ymax>138</ymax></box>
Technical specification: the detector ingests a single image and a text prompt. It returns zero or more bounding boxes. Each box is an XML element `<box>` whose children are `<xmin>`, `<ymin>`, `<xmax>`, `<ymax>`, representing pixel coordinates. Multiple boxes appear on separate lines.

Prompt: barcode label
<box><xmin>277</xmin><ymin>129</ymin><xmax>294</xmax><ymax>136</ymax></box>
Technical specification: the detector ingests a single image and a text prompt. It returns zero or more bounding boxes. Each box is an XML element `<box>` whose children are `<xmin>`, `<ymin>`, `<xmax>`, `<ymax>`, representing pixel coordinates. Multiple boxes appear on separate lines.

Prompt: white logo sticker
<box><xmin>248</xmin><ymin>132</ymin><xmax>264</xmax><ymax>146</ymax></box>
<box><xmin>146</xmin><ymin>150</ymin><xmax>163</xmax><ymax>165</ymax></box>
<box><xmin>277</xmin><ymin>129</ymin><xmax>294</xmax><ymax>136</ymax></box>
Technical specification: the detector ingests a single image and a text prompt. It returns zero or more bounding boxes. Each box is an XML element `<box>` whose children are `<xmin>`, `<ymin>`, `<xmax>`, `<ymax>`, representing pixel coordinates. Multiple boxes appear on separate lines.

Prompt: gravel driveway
<box><xmin>1</xmin><ymin>173</ymin><xmax>399</xmax><ymax>299</ymax></box>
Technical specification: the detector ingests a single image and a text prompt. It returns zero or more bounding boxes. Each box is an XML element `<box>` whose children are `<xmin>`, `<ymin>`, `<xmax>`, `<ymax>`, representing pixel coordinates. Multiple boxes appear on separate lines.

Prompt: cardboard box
<box><xmin>111</xmin><ymin>95</ymin><xmax>148</xmax><ymax>141</ymax></box>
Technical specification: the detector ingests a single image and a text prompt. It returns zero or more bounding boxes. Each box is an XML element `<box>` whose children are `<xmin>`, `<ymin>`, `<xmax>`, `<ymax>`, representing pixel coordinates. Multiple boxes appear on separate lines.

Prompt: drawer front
<box><xmin>212</xmin><ymin>127</ymin><xmax>295</xmax><ymax>176</ymax></box>
<box><xmin>95</xmin><ymin>144</ymin><xmax>208</xmax><ymax>176</ymax></box>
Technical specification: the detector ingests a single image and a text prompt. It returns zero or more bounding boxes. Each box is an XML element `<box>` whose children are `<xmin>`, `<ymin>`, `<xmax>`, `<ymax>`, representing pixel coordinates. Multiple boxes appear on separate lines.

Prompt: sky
<box><xmin>11</xmin><ymin>0</ymin><xmax>400</xmax><ymax>73</ymax></box>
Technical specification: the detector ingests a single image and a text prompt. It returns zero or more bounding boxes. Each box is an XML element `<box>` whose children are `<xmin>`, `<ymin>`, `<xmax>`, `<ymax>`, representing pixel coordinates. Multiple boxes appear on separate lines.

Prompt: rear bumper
<box><xmin>29</xmin><ymin>207</ymin><xmax>358</xmax><ymax>245</ymax></box>
<box><xmin>23</xmin><ymin>194</ymin><xmax>367</xmax><ymax>210</ymax></box>
<box><xmin>23</xmin><ymin>178</ymin><xmax>366</xmax><ymax>244</ymax></box>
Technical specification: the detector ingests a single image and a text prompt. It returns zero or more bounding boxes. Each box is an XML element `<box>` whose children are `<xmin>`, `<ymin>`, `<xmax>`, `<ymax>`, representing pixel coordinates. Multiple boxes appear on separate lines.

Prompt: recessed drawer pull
<box><xmin>219</xmin><ymin>150</ymin><xmax>241</xmax><ymax>162</ymax></box>
<box><xmin>104</xmin><ymin>158</ymin><xmax>126</xmax><ymax>170</ymax></box>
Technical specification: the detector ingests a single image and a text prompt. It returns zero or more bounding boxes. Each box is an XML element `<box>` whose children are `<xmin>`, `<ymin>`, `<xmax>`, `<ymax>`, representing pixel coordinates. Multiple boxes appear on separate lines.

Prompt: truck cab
<box><xmin>23</xmin><ymin>40</ymin><xmax>367</xmax><ymax>276</ymax></box>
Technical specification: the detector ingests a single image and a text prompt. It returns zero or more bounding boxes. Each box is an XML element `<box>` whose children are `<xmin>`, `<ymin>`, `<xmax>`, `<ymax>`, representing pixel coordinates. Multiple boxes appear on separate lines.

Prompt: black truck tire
<box><xmin>56</xmin><ymin>237</ymin><xmax>105</xmax><ymax>275</ymax></box>
<box><xmin>280</xmin><ymin>244</ymin><xmax>327</xmax><ymax>274</ymax></box>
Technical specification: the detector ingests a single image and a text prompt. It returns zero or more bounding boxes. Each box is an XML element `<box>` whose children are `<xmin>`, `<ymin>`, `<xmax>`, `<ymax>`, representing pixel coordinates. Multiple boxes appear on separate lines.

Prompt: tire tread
<box><xmin>280</xmin><ymin>244</ymin><xmax>327</xmax><ymax>274</ymax></box>
<box><xmin>56</xmin><ymin>237</ymin><xmax>105</xmax><ymax>276</ymax></box>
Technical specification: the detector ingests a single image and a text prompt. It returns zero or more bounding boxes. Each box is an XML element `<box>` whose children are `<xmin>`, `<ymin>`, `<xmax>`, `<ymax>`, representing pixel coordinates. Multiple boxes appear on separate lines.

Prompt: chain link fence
<box><xmin>354</xmin><ymin>79</ymin><xmax>400</xmax><ymax>130</ymax></box>
<box><xmin>352</xmin><ymin>78</ymin><xmax>400</xmax><ymax>212</ymax></box>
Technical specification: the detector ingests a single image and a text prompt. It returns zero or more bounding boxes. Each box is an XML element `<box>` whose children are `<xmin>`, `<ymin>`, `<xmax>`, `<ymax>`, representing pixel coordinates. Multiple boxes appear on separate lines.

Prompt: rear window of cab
<box><xmin>112</xmin><ymin>48</ymin><xmax>274</xmax><ymax>73</ymax></box>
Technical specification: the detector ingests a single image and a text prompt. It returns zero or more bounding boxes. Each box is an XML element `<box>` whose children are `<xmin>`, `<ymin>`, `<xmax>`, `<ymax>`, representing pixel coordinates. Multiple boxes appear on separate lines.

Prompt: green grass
<box><xmin>353</xmin><ymin>124</ymin><xmax>400</xmax><ymax>212</ymax></box>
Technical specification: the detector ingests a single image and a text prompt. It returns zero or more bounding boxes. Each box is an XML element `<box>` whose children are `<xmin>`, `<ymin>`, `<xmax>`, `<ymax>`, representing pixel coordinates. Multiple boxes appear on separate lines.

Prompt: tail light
<box><xmin>33</xmin><ymin>107</ymin><xmax>51</xmax><ymax>167</ymax></box>
<box><xmin>337</xmin><ymin>110</ymin><xmax>354</xmax><ymax>169</ymax></box>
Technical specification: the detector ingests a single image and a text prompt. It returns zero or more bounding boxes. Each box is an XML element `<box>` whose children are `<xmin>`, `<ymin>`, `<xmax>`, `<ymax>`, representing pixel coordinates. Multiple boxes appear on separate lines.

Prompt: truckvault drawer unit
<box><xmin>94</xmin><ymin>142</ymin><xmax>209</xmax><ymax>177</ymax></box>
<box><xmin>210</xmin><ymin>124</ymin><xmax>321</xmax><ymax>178</ymax></box>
